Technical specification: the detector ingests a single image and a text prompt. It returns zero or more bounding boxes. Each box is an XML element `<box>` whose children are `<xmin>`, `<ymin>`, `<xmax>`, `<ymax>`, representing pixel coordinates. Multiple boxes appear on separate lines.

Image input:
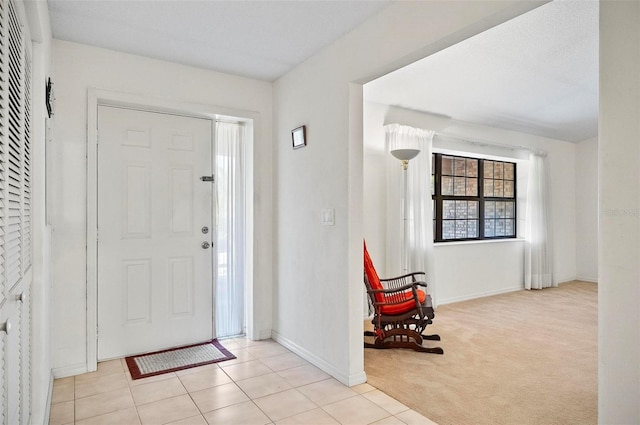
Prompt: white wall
<box><xmin>51</xmin><ymin>40</ymin><xmax>273</xmax><ymax>375</ymax></box>
<box><xmin>435</xmin><ymin>241</ymin><xmax>524</xmax><ymax>303</ymax></box>
<box><xmin>362</xmin><ymin>102</ymin><xmax>387</xmax><ymax>278</ymax></box>
<box><xmin>599</xmin><ymin>2</ymin><xmax>640</xmax><ymax>423</ymax></box>
<box><xmin>273</xmin><ymin>1</ymin><xmax>545</xmax><ymax>385</ymax></box>
<box><xmin>363</xmin><ymin>103</ymin><xmax>577</xmax><ymax>305</ymax></box>
<box><xmin>575</xmin><ymin>137</ymin><xmax>598</xmax><ymax>282</ymax></box>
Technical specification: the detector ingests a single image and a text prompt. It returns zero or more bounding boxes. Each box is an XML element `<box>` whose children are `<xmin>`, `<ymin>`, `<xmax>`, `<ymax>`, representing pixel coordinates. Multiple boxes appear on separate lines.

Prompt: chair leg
<box><xmin>365</xmin><ymin>338</ymin><xmax>444</xmax><ymax>354</ymax></box>
<box><xmin>421</xmin><ymin>333</ymin><xmax>441</xmax><ymax>341</ymax></box>
<box><xmin>364</xmin><ymin>328</ymin><xmax>444</xmax><ymax>354</ymax></box>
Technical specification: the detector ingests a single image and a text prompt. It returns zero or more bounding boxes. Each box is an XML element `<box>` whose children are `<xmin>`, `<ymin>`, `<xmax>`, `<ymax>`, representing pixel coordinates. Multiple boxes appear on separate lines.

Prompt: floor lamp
<box><xmin>390</xmin><ymin>148</ymin><xmax>420</xmax><ymax>274</ymax></box>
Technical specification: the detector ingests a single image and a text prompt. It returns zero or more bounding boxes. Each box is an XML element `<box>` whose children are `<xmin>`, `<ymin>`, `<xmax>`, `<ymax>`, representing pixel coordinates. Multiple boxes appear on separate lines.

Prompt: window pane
<box><xmin>505</xmin><ymin>219</ymin><xmax>515</xmax><ymax>236</ymax></box>
<box><xmin>484</xmin><ymin>179</ymin><xmax>494</xmax><ymax>197</ymax></box>
<box><xmin>466</xmin><ymin>178</ymin><xmax>477</xmax><ymax>196</ymax></box>
<box><xmin>505</xmin><ymin>201</ymin><xmax>515</xmax><ymax>218</ymax></box>
<box><xmin>468</xmin><ymin>201</ymin><xmax>479</xmax><ymax>219</ymax></box>
<box><xmin>504</xmin><ymin>163</ymin><xmax>515</xmax><ymax>180</ymax></box>
<box><xmin>455</xmin><ymin>220</ymin><xmax>467</xmax><ymax>238</ymax></box>
<box><xmin>485</xmin><ymin>201</ymin><xmax>496</xmax><ymax>218</ymax></box>
<box><xmin>443</xmin><ymin>200</ymin><xmax>456</xmax><ymax>219</ymax></box>
<box><xmin>496</xmin><ymin>201</ymin><xmax>506</xmax><ymax>218</ymax></box>
<box><xmin>442</xmin><ymin>156</ymin><xmax>454</xmax><ymax>175</ymax></box>
<box><xmin>435</xmin><ymin>155</ymin><xmax>516</xmax><ymax>243</ymax></box>
<box><xmin>454</xmin><ymin>158</ymin><xmax>466</xmax><ymax>176</ymax></box>
<box><xmin>494</xmin><ymin>179</ymin><xmax>504</xmax><ymax>197</ymax></box>
<box><xmin>485</xmin><ymin>219</ymin><xmax>495</xmax><ymax>237</ymax></box>
<box><xmin>494</xmin><ymin>162</ymin><xmax>504</xmax><ymax>179</ymax></box>
<box><xmin>504</xmin><ymin>180</ymin><xmax>514</xmax><ymax>198</ymax></box>
<box><xmin>466</xmin><ymin>159</ymin><xmax>478</xmax><ymax>177</ymax></box>
<box><xmin>442</xmin><ymin>176</ymin><xmax>453</xmax><ymax>195</ymax></box>
<box><xmin>467</xmin><ymin>220</ymin><xmax>478</xmax><ymax>238</ymax></box>
<box><xmin>443</xmin><ymin>220</ymin><xmax>455</xmax><ymax>239</ymax></box>
<box><xmin>454</xmin><ymin>177</ymin><xmax>466</xmax><ymax>196</ymax></box>
<box><xmin>456</xmin><ymin>201</ymin><xmax>468</xmax><ymax>219</ymax></box>
<box><xmin>484</xmin><ymin>161</ymin><xmax>494</xmax><ymax>178</ymax></box>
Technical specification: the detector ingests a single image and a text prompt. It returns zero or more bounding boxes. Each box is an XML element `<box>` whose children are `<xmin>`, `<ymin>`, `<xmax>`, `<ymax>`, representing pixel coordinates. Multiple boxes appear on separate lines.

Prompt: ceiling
<box><xmin>47</xmin><ymin>0</ymin><xmax>391</xmax><ymax>82</ymax></box>
<box><xmin>364</xmin><ymin>1</ymin><xmax>599</xmax><ymax>143</ymax></box>
<box><xmin>48</xmin><ymin>1</ymin><xmax>597</xmax><ymax>143</ymax></box>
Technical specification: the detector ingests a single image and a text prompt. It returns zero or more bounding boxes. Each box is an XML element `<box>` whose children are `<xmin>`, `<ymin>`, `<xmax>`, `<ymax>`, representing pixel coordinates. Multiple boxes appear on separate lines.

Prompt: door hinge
<box><xmin>200</xmin><ymin>175</ymin><xmax>215</xmax><ymax>182</ymax></box>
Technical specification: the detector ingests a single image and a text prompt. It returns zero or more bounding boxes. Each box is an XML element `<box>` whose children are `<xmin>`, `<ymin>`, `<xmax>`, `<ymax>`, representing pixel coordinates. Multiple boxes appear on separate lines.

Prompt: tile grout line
<box><xmin>220</xmin><ymin>349</ymin><xmax>327</xmax><ymax>424</ymax></box>
<box><xmin>218</xmin><ymin>354</ymin><xmax>288</xmax><ymax>423</ymax></box>
<box><xmin>52</xmin><ymin>339</ymin><xmax>428</xmax><ymax>425</ymax></box>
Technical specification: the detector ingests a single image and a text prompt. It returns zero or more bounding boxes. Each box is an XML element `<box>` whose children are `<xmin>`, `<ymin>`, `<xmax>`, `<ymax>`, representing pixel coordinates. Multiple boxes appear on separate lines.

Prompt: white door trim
<box><xmin>87</xmin><ymin>88</ymin><xmax>257</xmax><ymax>372</ymax></box>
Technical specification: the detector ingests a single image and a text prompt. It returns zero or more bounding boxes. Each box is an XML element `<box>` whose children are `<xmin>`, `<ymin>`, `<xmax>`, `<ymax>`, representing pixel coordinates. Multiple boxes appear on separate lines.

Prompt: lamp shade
<box><xmin>390</xmin><ymin>148</ymin><xmax>420</xmax><ymax>162</ymax></box>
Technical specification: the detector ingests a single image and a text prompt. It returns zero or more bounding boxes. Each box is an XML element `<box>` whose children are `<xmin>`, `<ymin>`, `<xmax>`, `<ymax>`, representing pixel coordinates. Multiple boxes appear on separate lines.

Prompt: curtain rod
<box><xmin>434</xmin><ymin>132</ymin><xmax>543</xmax><ymax>155</ymax></box>
<box><xmin>216</xmin><ymin>118</ymin><xmax>244</xmax><ymax>125</ymax></box>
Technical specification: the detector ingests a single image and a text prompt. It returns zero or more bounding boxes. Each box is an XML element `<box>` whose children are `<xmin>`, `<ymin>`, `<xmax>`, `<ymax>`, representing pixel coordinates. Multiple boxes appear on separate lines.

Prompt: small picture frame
<box><xmin>292</xmin><ymin>125</ymin><xmax>306</xmax><ymax>149</ymax></box>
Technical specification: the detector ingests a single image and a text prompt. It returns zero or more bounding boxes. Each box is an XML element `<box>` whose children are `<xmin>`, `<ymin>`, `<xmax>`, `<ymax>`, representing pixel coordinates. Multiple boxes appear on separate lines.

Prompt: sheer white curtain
<box><xmin>215</xmin><ymin>122</ymin><xmax>246</xmax><ymax>337</ymax></box>
<box><xmin>524</xmin><ymin>151</ymin><xmax>555</xmax><ymax>289</ymax></box>
<box><xmin>385</xmin><ymin>124</ymin><xmax>437</xmax><ymax>301</ymax></box>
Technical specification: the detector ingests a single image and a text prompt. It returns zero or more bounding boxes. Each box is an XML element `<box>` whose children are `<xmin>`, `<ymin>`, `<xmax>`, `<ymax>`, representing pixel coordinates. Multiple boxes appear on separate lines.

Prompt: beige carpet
<box><xmin>364</xmin><ymin>281</ymin><xmax>597</xmax><ymax>425</ymax></box>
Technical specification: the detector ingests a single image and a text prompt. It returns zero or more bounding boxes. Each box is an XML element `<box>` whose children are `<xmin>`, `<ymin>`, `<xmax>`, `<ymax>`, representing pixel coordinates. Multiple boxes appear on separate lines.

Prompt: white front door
<box><xmin>97</xmin><ymin>106</ymin><xmax>214</xmax><ymax>360</ymax></box>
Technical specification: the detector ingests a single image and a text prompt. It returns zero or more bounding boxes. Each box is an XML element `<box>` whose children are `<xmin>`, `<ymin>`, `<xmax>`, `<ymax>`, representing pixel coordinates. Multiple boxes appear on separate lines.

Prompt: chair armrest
<box><xmin>367</xmin><ymin>282</ymin><xmax>416</xmax><ymax>294</ymax></box>
<box><xmin>380</xmin><ymin>271</ymin><xmax>426</xmax><ymax>282</ymax></box>
<box><xmin>367</xmin><ymin>281</ymin><xmax>426</xmax><ymax>308</ymax></box>
<box><xmin>380</xmin><ymin>277</ymin><xmax>428</xmax><ymax>292</ymax></box>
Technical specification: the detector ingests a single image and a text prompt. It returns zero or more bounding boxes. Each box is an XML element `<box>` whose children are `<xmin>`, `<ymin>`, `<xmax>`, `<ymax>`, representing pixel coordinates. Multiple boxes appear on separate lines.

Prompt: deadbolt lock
<box><xmin>202</xmin><ymin>226</ymin><xmax>209</xmax><ymax>234</ymax></box>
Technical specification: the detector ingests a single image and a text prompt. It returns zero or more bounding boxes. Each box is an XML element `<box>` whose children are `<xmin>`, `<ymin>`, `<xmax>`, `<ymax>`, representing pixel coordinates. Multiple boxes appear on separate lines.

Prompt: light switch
<box><xmin>321</xmin><ymin>208</ymin><xmax>335</xmax><ymax>226</ymax></box>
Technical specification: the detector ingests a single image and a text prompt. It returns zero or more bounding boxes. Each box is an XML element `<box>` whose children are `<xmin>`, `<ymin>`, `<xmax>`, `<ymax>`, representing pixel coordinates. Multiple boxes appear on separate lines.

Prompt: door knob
<box><xmin>15</xmin><ymin>292</ymin><xmax>25</xmax><ymax>302</ymax></box>
<box><xmin>201</xmin><ymin>242</ymin><xmax>210</xmax><ymax>249</ymax></box>
<box><xmin>0</xmin><ymin>320</ymin><xmax>11</xmax><ymax>334</ymax></box>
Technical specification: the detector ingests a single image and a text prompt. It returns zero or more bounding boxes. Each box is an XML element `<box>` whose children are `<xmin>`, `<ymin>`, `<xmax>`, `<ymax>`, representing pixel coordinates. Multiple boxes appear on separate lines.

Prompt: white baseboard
<box><xmin>271</xmin><ymin>331</ymin><xmax>366</xmax><ymax>387</ymax></box>
<box><xmin>437</xmin><ymin>285</ymin><xmax>523</xmax><ymax>306</ymax></box>
<box><xmin>574</xmin><ymin>276</ymin><xmax>598</xmax><ymax>283</ymax></box>
<box><xmin>555</xmin><ymin>275</ymin><xmax>579</xmax><ymax>285</ymax></box>
<box><xmin>259</xmin><ymin>329</ymin><xmax>273</xmax><ymax>340</ymax></box>
<box><xmin>53</xmin><ymin>363</ymin><xmax>89</xmax><ymax>379</ymax></box>
<box><xmin>32</xmin><ymin>370</ymin><xmax>54</xmax><ymax>425</ymax></box>
<box><xmin>45</xmin><ymin>371</ymin><xmax>54</xmax><ymax>425</ymax></box>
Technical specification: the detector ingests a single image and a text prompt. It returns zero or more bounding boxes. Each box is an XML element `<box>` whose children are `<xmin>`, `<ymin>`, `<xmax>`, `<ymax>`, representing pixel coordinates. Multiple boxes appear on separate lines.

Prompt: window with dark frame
<box><xmin>432</xmin><ymin>153</ymin><xmax>517</xmax><ymax>242</ymax></box>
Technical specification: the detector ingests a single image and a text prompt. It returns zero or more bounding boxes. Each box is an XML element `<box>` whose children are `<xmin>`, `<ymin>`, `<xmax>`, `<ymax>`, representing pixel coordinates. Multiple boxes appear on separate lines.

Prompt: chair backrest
<box><xmin>364</xmin><ymin>241</ymin><xmax>385</xmax><ymax>304</ymax></box>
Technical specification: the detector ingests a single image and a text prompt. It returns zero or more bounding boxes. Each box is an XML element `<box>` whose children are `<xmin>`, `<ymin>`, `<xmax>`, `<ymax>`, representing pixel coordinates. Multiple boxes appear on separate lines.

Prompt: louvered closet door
<box><xmin>0</xmin><ymin>0</ymin><xmax>33</xmax><ymax>424</ymax></box>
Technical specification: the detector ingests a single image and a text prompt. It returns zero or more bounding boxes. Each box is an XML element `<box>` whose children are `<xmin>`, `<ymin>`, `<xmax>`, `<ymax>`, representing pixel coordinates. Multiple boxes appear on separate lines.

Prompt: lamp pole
<box><xmin>390</xmin><ymin>149</ymin><xmax>420</xmax><ymax>274</ymax></box>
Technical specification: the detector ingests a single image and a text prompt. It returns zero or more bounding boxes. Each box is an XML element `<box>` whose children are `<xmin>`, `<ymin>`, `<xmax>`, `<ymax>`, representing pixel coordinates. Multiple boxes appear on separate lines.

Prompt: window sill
<box><xmin>434</xmin><ymin>238</ymin><xmax>525</xmax><ymax>247</ymax></box>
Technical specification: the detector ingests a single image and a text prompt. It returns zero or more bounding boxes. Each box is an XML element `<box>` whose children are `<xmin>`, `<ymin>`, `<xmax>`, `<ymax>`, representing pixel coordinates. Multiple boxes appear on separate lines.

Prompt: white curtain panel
<box><xmin>215</xmin><ymin>121</ymin><xmax>246</xmax><ymax>337</ymax></box>
<box><xmin>524</xmin><ymin>151</ymin><xmax>555</xmax><ymax>289</ymax></box>
<box><xmin>384</xmin><ymin>124</ymin><xmax>437</xmax><ymax>301</ymax></box>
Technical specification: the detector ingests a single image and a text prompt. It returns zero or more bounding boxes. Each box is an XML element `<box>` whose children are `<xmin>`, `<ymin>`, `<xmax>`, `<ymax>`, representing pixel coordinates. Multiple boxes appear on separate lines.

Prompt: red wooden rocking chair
<box><xmin>364</xmin><ymin>241</ymin><xmax>443</xmax><ymax>354</ymax></box>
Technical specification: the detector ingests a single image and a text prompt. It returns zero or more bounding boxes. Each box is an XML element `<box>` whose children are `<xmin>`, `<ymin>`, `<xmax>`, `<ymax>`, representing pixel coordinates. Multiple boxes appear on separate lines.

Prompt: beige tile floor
<box><xmin>49</xmin><ymin>337</ymin><xmax>437</xmax><ymax>425</ymax></box>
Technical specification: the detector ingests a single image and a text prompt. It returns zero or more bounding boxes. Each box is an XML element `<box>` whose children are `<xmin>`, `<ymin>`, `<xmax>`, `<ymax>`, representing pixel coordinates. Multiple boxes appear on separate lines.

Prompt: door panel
<box><xmin>3</xmin><ymin>272</ymin><xmax>30</xmax><ymax>425</ymax></box>
<box><xmin>97</xmin><ymin>106</ymin><xmax>213</xmax><ymax>359</ymax></box>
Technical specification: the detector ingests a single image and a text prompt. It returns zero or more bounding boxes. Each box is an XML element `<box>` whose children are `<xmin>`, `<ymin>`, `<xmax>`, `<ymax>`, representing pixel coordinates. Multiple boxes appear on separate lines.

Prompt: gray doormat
<box><xmin>125</xmin><ymin>339</ymin><xmax>235</xmax><ymax>380</ymax></box>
